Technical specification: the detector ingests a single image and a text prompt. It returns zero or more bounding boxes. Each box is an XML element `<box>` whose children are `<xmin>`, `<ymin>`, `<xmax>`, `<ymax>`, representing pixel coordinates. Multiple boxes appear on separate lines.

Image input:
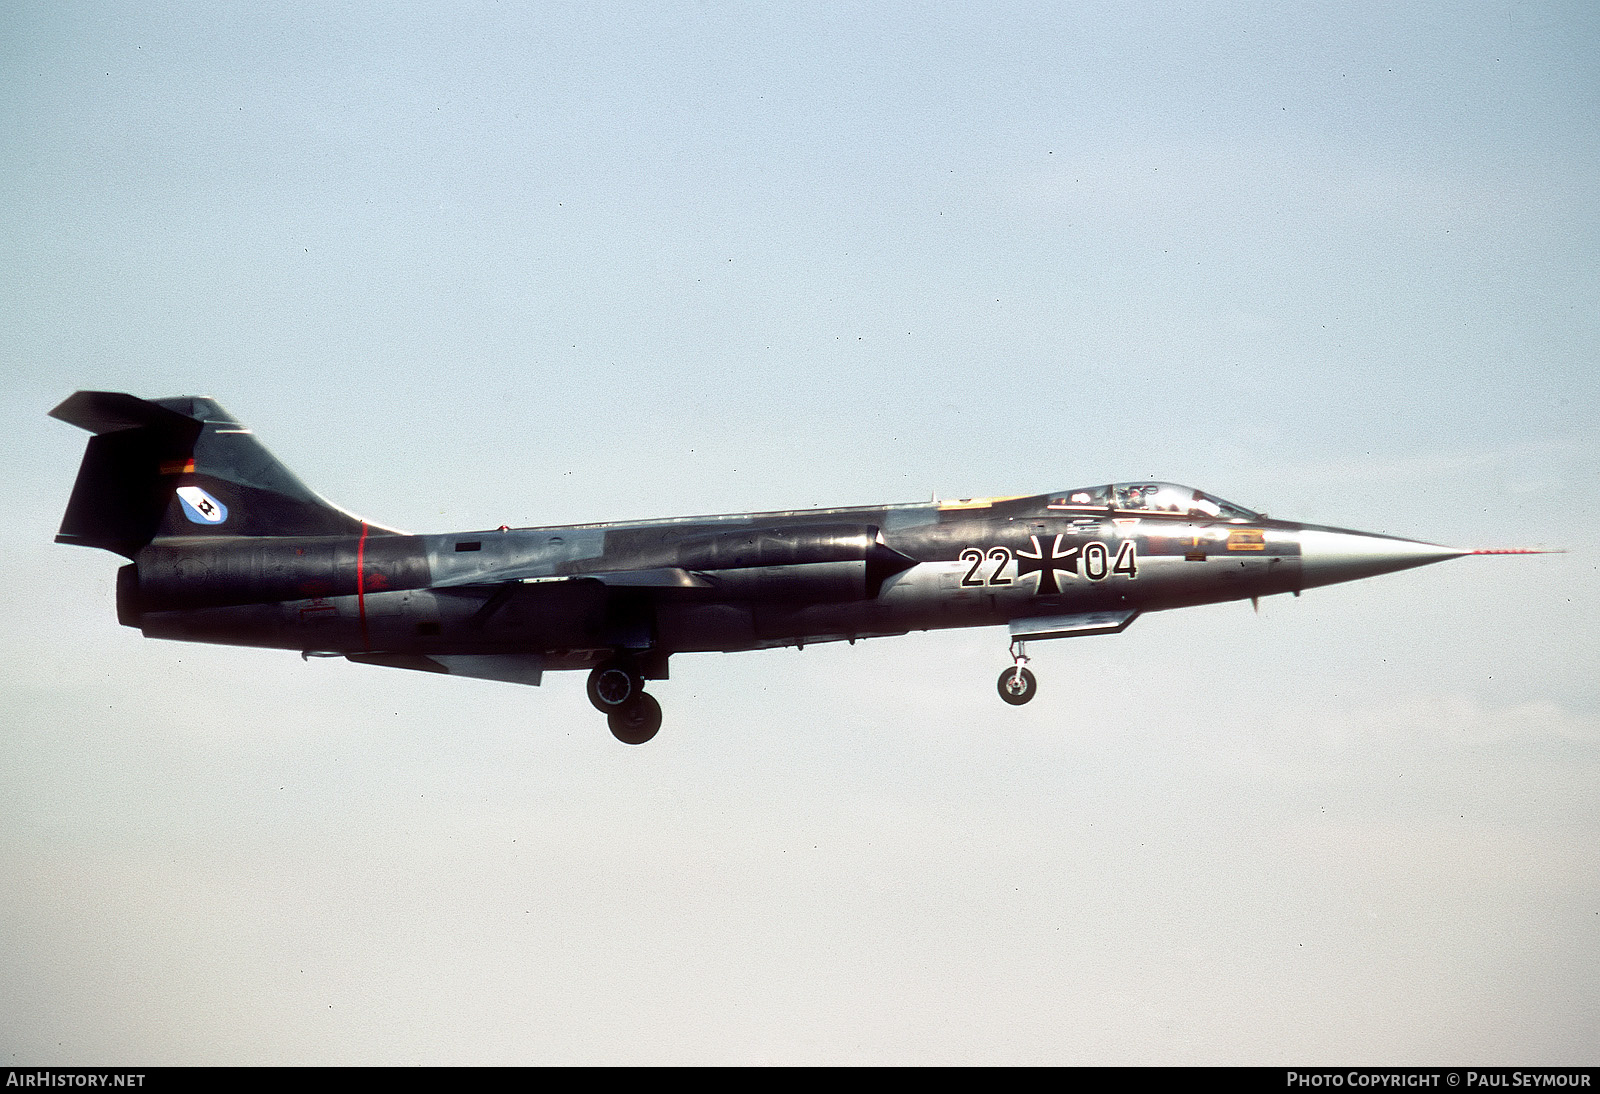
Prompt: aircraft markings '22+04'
<box><xmin>52</xmin><ymin>391</ymin><xmax>1548</xmax><ymax>744</ymax></box>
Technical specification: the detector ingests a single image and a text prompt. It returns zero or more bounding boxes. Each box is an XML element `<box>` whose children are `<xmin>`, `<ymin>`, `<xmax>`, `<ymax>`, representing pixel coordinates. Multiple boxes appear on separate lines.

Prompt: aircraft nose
<box><xmin>1295</xmin><ymin>527</ymin><xmax>1469</xmax><ymax>591</ymax></box>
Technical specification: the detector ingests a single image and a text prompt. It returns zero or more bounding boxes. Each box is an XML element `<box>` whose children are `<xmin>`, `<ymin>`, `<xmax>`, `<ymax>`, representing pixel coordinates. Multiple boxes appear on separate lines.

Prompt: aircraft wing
<box><xmin>347</xmin><ymin>651</ymin><xmax>545</xmax><ymax>686</ymax></box>
<box><xmin>1008</xmin><ymin>610</ymin><xmax>1140</xmax><ymax>641</ymax></box>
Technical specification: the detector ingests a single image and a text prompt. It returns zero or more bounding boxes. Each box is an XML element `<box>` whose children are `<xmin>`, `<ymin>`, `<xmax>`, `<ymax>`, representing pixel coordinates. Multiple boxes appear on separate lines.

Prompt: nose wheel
<box><xmin>997</xmin><ymin>640</ymin><xmax>1037</xmax><ymax>705</ymax></box>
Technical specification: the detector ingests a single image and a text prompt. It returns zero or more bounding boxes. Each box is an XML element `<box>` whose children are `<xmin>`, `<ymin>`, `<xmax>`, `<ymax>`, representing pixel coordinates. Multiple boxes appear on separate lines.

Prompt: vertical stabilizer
<box><xmin>51</xmin><ymin>391</ymin><xmax>387</xmax><ymax>557</ymax></box>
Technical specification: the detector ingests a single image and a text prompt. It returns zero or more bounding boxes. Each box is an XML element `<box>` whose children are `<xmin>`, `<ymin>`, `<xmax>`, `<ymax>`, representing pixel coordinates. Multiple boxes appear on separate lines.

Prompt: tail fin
<box><xmin>51</xmin><ymin>391</ymin><xmax>388</xmax><ymax>557</ymax></box>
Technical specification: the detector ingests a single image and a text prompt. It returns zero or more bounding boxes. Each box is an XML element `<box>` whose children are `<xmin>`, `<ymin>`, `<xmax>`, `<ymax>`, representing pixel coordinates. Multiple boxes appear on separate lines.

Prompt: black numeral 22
<box><xmin>960</xmin><ymin>546</ymin><xmax>1013</xmax><ymax>587</ymax></box>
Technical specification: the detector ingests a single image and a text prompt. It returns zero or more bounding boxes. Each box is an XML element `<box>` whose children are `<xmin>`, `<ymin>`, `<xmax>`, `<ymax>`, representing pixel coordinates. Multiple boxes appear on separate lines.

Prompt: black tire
<box><xmin>587</xmin><ymin>659</ymin><xmax>641</xmax><ymax>712</ymax></box>
<box><xmin>997</xmin><ymin>666</ymin><xmax>1037</xmax><ymax>706</ymax></box>
<box><xmin>608</xmin><ymin>692</ymin><xmax>662</xmax><ymax>745</ymax></box>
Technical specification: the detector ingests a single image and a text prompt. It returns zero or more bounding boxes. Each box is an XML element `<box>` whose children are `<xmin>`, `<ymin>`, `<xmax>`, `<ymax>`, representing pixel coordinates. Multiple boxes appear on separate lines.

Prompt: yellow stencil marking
<box><xmin>937</xmin><ymin>495</ymin><xmax>1029</xmax><ymax>511</ymax></box>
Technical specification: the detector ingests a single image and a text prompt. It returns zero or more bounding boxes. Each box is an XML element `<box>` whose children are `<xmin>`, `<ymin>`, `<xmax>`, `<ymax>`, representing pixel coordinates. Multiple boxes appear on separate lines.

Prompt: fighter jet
<box><xmin>51</xmin><ymin>391</ymin><xmax>1545</xmax><ymax>744</ymax></box>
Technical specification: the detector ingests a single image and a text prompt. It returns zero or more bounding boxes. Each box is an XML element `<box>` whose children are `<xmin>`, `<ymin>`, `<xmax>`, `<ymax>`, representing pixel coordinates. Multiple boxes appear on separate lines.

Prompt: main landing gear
<box><xmin>586</xmin><ymin>657</ymin><xmax>663</xmax><ymax>745</ymax></box>
<box><xmin>997</xmin><ymin>639</ymin><xmax>1038</xmax><ymax>706</ymax></box>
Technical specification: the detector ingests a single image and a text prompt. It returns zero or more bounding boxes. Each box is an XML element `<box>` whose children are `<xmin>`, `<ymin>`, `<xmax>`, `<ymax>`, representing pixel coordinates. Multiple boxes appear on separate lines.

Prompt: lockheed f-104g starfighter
<box><xmin>52</xmin><ymin>391</ymin><xmax>1543</xmax><ymax>744</ymax></box>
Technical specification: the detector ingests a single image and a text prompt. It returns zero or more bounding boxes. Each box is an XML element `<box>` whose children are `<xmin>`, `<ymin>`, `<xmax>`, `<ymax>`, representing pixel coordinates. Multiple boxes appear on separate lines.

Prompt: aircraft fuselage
<box><xmin>53</xmin><ymin>391</ymin><xmax>1508</xmax><ymax>744</ymax></box>
<box><xmin>122</xmin><ymin>495</ymin><xmax>1448</xmax><ymax>666</ymax></box>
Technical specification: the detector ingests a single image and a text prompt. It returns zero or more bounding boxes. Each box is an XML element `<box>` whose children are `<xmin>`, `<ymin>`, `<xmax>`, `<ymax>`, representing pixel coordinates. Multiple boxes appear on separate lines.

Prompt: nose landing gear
<box><xmin>997</xmin><ymin>639</ymin><xmax>1037</xmax><ymax>706</ymax></box>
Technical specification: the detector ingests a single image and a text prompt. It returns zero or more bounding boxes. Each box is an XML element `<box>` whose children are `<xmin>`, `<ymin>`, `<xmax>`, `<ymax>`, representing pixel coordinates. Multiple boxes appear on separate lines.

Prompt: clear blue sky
<box><xmin>3</xmin><ymin>2</ymin><xmax>1596</xmax><ymax>1063</ymax></box>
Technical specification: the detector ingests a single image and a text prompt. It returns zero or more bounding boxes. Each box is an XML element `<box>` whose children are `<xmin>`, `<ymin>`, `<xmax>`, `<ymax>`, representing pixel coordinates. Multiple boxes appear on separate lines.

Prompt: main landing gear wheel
<box><xmin>608</xmin><ymin>693</ymin><xmax>662</xmax><ymax>745</ymax></box>
<box><xmin>998</xmin><ymin>666</ymin><xmax>1038</xmax><ymax>705</ymax></box>
<box><xmin>587</xmin><ymin>659</ymin><xmax>642</xmax><ymax>713</ymax></box>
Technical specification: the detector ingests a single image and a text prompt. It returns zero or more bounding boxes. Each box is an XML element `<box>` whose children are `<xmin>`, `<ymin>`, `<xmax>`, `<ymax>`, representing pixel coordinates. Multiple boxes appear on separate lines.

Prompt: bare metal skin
<box><xmin>52</xmin><ymin>391</ymin><xmax>1542</xmax><ymax>744</ymax></box>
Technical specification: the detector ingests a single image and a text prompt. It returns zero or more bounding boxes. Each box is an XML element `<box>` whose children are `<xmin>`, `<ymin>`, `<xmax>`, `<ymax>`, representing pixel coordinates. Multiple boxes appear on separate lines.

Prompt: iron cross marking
<box><xmin>1015</xmin><ymin>534</ymin><xmax>1081</xmax><ymax>595</ymax></box>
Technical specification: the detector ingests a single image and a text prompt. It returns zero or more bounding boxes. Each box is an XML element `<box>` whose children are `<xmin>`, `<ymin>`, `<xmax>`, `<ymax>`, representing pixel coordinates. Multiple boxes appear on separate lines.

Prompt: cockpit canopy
<box><xmin>1048</xmin><ymin>482</ymin><xmax>1259</xmax><ymax>522</ymax></box>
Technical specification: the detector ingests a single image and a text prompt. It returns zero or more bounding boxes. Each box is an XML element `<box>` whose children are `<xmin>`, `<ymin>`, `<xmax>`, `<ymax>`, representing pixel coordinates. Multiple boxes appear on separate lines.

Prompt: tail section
<box><xmin>52</xmin><ymin>391</ymin><xmax>387</xmax><ymax>557</ymax></box>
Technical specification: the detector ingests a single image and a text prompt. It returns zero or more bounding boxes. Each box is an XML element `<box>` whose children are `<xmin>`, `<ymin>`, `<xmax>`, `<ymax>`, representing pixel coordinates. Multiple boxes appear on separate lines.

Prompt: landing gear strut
<box><xmin>587</xmin><ymin>658</ymin><xmax>663</xmax><ymax>745</ymax></box>
<box><xmin>997</xmin><ymin>639</ymin><xmax>1037</xmax><ymax>706</ymax></box>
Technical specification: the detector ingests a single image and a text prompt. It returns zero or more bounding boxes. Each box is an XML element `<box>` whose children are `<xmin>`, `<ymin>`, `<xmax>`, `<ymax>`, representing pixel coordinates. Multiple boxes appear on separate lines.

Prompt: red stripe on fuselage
<box><xmin>357</xmin><ymin>521</ymin><xmax>369</xmax><ymax>650</ymax></box>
